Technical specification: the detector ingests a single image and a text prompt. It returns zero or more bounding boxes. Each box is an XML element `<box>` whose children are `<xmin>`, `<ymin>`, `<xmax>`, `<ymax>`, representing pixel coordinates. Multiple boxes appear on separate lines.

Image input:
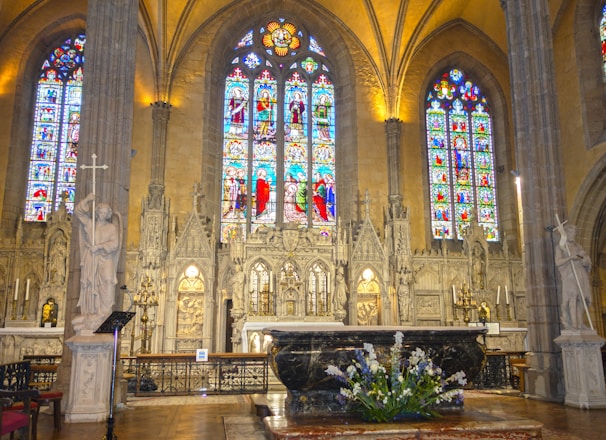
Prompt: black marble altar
<box><xmin>263</xmin><ymin>325</ymin><xmax>487</xmax><ymax>416</ymax></box>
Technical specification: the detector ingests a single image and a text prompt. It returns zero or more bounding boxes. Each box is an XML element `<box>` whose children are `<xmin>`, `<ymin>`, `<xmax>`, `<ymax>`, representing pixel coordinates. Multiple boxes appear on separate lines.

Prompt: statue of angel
<box><xmin>75</xmin><ymin>192</ymin><xmax>122</xmax><ymax>322</ymax></box>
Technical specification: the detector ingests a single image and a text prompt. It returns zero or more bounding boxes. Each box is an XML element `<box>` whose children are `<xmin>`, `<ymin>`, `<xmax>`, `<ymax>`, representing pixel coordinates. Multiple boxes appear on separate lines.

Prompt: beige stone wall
<box><xmin>553</xmin><ymin>2</ymin><xmax>606</xmax><ymax>211</ymax></box>
<box><xmin>398</xmin><ymin>23</ymin><xmax>515</xmax><ymax>252</ymax></box>
<box><xmin>0</xmin><ymin>0</ymin><xmax>605</xmax><ymax>338</ymax></box>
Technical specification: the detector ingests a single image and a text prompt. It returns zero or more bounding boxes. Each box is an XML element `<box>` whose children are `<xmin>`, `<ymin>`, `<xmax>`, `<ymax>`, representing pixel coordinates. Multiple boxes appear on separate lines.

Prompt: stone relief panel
<box><xmin>414</xmin><ymin>294</ymin><xmax>442</xmax><ymax>321</ymax></box>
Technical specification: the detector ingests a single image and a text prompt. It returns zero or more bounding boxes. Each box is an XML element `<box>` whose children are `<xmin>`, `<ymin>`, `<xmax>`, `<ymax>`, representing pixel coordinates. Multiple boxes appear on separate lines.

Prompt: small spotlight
<box><xmin>510</xmin><ymin>170</ymin><xmax>520</xmax><ymax>177</ymax></box>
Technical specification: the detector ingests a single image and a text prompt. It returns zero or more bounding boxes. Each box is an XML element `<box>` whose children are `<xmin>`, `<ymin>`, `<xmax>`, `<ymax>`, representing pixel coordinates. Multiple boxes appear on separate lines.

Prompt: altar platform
<box><xmin>32</xmin><ymin>389</ymin><xmax>606</xmax><ymax>439</ymax></box>
<box><xmin>255</xmin><ymin>392</ymin><xmax>542</xmax><ymax>439</ymax></box>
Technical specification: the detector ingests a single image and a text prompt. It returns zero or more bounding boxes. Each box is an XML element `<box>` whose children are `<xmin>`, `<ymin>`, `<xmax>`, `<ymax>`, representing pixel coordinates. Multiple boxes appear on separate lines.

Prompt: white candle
<box><xmin>327</xmin><ymin>273</ymin><xmax>330</xmax><ymax>293</ymax></box>
<box><xmin>14</xmin><ymin>278</ymin><xmax>19</xmax><ymax>301</ymax></box>
<box><xmin>25</xmin><ymin>279</ymin><xmax>30</xmax><ymax>301</ymax></box>
<box><xmin>496</xmin><ymin>285</ymin><xmax>500</xmax><ymax>305</ymax></box>
<box><xmin>505</xmin><ymin>286</ymin><xmax>509</xmax><ymax>305</ymax></box>
<box><xmin>269</xmin><ymin>271</ymin><xmax>273</xmax><ymax>292</ymax></box>
<box><xmin>452</xmin><ymin>285</ymin><xmax>457</xmax><ymax>303</ymax></box>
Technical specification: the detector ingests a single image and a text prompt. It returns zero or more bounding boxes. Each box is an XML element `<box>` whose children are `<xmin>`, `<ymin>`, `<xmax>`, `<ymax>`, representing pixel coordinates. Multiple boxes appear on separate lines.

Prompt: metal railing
<box><xmin>129</xmin><ymin>353</ymin><xmax>268</xmax><ymax>396</ymax></box>
<box><xmin>474</xmin><ymin>351</ymin><xmax>526</xmax><ymax>390</ymax></box>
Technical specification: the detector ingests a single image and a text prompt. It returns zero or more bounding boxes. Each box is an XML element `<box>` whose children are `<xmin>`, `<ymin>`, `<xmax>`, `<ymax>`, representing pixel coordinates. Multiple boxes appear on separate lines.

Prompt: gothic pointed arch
<box><xmin>306</xmin><ymin>260</ymin><xmax>330</xmax><ymax>316</ymax></box>
<box><xmin>202</xmin><ymin>3</ymin><xmax>358</xmax><ymax>240</ymax></box>
<box><xmin>425</xmin><ymin>67</ymin><xmax>499</xmax><ymax>242</ymax></box>
<box><xmin>248</xmin><ymin>259</ymin><xmax>274</xmax><ymax>316</ymax></box>
<box><xmin>573</xmin><ymin>0</ymin><xmax>606</xmax><ymax>147</ymax></box>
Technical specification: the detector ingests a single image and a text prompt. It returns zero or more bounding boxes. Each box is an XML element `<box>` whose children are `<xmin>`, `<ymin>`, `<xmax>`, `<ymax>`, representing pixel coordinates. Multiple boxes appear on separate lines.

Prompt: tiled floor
<box><xmin>26</xmin><ymin>390</ymin><xmax>606</xmax><ymax>440</ymax></box>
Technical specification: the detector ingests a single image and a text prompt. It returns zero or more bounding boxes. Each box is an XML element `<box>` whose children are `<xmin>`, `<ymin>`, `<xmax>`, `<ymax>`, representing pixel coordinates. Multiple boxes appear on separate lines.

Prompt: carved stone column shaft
<box><xmin>385</xmin><ymin>118</ymin><xmax>403</xmax><ymax>206</ymax></box>
<box><xmin>151</xmin><ymin>102</ymin><xmax>171</xmax><ymax>185</ymax></box>
<box><xmin>501</xmin><ymin>0</ymin><xmax>566</xmax><ymax>401</ymax></box>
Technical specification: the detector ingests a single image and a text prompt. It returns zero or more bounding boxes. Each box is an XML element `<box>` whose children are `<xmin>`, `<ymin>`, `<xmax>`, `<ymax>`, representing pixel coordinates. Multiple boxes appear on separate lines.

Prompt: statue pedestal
<box><xmin>65</xmin><ymin>334</ymin><xmax>114</xmax><ymax>423</ymax></box>
<box><xmin>554</xmin><ymin>329</ymin><xmax>606</xmax><ymax>409</ymax></box>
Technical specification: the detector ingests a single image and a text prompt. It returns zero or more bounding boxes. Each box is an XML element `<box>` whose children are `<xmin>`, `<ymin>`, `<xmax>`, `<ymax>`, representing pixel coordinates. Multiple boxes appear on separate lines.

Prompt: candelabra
<box><xmin>453</xmin><ymin>283</ymin><xmax>477</xmax><ymax>323</ymax></box>
<box><xmin>133</xmin><ymin>276</ymin><xmax>159</xmax><ymax>354</ymax></box>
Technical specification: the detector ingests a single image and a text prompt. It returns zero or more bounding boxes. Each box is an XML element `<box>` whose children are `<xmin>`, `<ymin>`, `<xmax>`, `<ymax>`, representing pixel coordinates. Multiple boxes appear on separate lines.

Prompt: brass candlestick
<box><xmin>11</xmin><ymin>299</ymin><xmax>17</xmax><ymax>320</ymax></box>
<box><xmin>454</xmin><ymin>283</ymin><xmax>477</xmax><ymax>323</ymax></box>
<box><xmin>21</xmin><ymin>299</ymin><xmax>29</xmax><ymax>320</ymax></box>
<box><xmin>133</xmin><ymin>276</ymin><xmax>159</xmax><ymax>355</ymax></box>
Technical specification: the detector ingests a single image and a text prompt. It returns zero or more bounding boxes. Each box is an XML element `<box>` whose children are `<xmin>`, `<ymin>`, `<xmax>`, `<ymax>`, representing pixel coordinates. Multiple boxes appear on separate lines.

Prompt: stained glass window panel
<box><xmin>252</xmin><ymin>70</ymin><xmax>278</xmax><ymax>229</ymax></box>
<box><xmin>601</xmin><ymin>5</ymin><xmax>606</xmax><ymax>77</ymax></box>
<box><xmin>221</xmin><ymin>68</ymin><xmax>250</xmax><ymax>242</ymax></box>
<box><xmin>426</xmin><ymin>101</ymin><xmax>451</xmax><ymax>238</ymax></box>
<box><xmin>311</xmin><ymin>75</ymin><xmax>335</xmax><ymax>227</ymax></box>
<box><xmin>25</xmin><ymin>34</ymin><xmax>85</xmax><ymax>221</ymax></box>
<box><xmin>425</xmin><ymin>69</ymin><xmax>499</xmax><ymax>241</ymax></box>
<box><xmin>284</xmin><ymin>72</ymin><xmax>309</xmax><ymax>224</ymax></box>
<box><xmin>221</xmin><ymin>20</ymin><xmax>336</xmax><ymax>241</ymax></box>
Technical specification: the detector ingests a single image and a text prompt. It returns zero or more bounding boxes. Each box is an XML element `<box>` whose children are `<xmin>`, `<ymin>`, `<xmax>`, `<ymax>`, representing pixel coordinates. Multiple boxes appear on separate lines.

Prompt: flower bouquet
<box><xmin>325</xmin><ymin>331</ymin><xmax>467</xmax><ymax>422</ymax></box>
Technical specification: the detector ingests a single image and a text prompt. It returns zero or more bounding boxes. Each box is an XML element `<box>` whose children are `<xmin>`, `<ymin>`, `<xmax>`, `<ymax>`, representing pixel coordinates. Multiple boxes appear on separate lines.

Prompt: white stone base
<box><xmin>554</xmin><ymin>329</ymin><xmax>606</xmax><ymax>409</ymax></box>
<box><xmin>65</xmin><ymin>334</ymin><xmax>114</xmax><ymax>423</ymax></box>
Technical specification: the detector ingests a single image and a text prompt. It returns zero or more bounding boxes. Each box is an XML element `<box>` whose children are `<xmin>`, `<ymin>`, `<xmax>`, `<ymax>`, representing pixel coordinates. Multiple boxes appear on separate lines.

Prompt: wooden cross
<box><xmin>80</xmin><ymin>153</ymin><xmax>108</xmax><ymax>245</ymax></box>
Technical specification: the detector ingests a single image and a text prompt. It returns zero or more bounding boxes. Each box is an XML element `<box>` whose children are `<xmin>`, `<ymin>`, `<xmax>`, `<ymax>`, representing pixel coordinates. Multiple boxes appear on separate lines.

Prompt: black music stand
<box><xmin>95</xmin><ymin>311</ymin><xmax>136</xmax><ymax>440</ymax></box>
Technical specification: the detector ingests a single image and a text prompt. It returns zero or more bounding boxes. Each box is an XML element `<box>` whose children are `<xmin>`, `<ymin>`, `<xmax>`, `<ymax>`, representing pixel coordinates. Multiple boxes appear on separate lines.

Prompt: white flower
<box><xmin>364</xmin><ymin>343</ymin><xmax>377</xmax><ymax>360</ymax></box>
<box><xmin>346</xmin><ymin>365</ymin><xmax>356</xmax><ymax>378</ymax></box>
<box><xmin>340</xmin><ymin>387</ymin><xmax>354</xmax><ymax>398</ymax></box>
<box><xmin>394</xmin><ymin>331</ymin><xmax>403</xmax><ymax>346</ymax></box>
<box><xmin>324</xmin><ymin>337</ymin><xmax>467</xmax><ymax>422</ymax></box>
<box><xmin>325</xmin><ymin>365</ymin><xmax>344</xmax><ymax>377</ymax></box>
<box><xmin>448</xmin><ymin>371</ymin><xmax>468</xmax><ymax>386</ymax></box>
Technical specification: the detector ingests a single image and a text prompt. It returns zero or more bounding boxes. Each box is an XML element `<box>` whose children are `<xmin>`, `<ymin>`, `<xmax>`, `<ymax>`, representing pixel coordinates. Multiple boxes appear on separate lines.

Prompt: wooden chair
<box><xmin>509</xmin><ymin>357</ymin><xmax>530</xmax><ymax>393</ymax></box>
<box><xmin>0</xmin><ymin>389</ymin><xmax>39</xmax><ymax>440</ymax></box>
<box><xmin>29</xmin><ymin>364</ymin><xmax>63</xmax><ymax>432</ymax></box>
<box><xmin>1</xmin><ymin>361</ymin><xmax>40</xmax><ymax>440</ymax></box>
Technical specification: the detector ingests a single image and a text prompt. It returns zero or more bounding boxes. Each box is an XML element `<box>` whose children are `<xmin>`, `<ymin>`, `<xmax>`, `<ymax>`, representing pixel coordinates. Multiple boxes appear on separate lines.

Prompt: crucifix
<box><xmin>80</xmin><ymin>153</ymin><xmax>108</xmax><ymax>246</ymax></box>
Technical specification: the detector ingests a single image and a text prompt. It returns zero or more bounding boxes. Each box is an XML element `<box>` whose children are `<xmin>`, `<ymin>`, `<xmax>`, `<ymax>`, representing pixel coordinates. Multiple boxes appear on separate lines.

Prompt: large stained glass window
<box><xmin>221</xmin><ymin>19</ymin><xmax>336</xmax><ymax>242</ymax></box>
<box><xmin>425</xmin><ymin>68</ymin><xmax>499</xmax><ymax>241</ymax></box>
<box><xmin>25</xmin><ymin>34</ymin><xmax>85</xmax><ymax>221</ymax></box>
<box><xmin>601</xmin><ymin>5</ymin><xmax>606</xmax><ymax>77</ymax></box>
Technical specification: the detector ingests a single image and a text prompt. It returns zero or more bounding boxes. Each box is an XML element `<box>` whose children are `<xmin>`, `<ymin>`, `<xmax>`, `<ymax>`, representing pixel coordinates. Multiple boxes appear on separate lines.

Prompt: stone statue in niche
<box><xmin>397</xmin><ymin>267</ymin><xmax>412</xmax><ymax>323</ymax></box>
<box><xmin>471</xmin><ymin>243</ymin><xmax>486</xmax><ymax>291</ymax></box>
<box><xmin>49</xmin><ymin>238</ymin><xmax>68</xmax><ymax>284</ymax></box>
<box><xmin>72</xmin><ymin>192</ymin><xmax>122</xmax><ymax>331</ymax></box>
<box><xmin>41</xmin><ymin>297</ymin><xmax>59</xmax><ymax>327</ymax></box>
<box><xmin>231</xmin><ymin>264</ymin><xmax>245</xmax><ymax>311</ymax></box>
<box><xmin>555</xmin><ymin>223</ymin><xmax>592</xmax><ymax>330</ymax></box>
<box><xmin>334</xmin><ymin>265</ymin><xmax>348</xmax><ymax>315</ymax></box>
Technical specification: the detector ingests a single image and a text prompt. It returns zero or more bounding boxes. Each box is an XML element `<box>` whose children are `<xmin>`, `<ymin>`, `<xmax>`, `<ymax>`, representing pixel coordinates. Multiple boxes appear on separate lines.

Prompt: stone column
<box><xmin>59</xmin><ymin>0</ymin><xmax>138</xmax><ymax>418</ymax></box>
<box><xmin>500</xmin><ymin>0</ymin><xmax>567</xmax><ymax>401</ymax></box>
<box><xmin>385</xmin><ymin>118</ymin><xmax>403</xmax><ymax>209</ymax></box>
<box><xmin>150</xmin><ymin>101</ymin><xmax>171</xmax><ymax>186</ymax></box>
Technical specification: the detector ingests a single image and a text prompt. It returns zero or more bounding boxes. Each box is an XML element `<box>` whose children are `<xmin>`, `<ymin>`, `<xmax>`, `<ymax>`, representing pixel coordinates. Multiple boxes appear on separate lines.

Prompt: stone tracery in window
<box><xmin>221</xmin><ymin>19</ymin><xmax>336</xmax><ymax>242</ymax></box>
<box><xmin>425</xmin><ymin>68</ymin><xmax>499</xmax><ymax>241</ymax></box>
